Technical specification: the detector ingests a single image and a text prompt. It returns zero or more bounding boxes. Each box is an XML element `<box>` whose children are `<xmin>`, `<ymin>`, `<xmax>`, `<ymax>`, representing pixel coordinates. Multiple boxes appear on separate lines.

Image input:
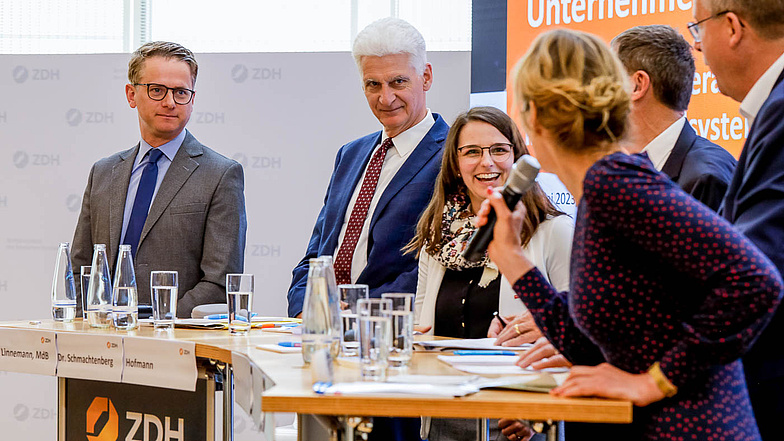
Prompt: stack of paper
<box><xmin>415</xmin><ymin>338</ymin><xmax>531</xmax><ymax>352</ymax></box>
<box><xmin>139</xmin><ymin>317</ymin><xmax>301</xmax><ymax>330</ymax></box>
<box><xmin>436</xmin><ymin>354</ymin><xmax>569</xmax><ymax>391</ymax></box>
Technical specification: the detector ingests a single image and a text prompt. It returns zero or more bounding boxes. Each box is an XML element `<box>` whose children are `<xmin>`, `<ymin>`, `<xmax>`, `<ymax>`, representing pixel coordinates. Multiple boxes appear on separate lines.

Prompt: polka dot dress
<box><xmin>513</xmin><ymin>153</ymin><xmax>783</xmax><ymax>440</ymax></box>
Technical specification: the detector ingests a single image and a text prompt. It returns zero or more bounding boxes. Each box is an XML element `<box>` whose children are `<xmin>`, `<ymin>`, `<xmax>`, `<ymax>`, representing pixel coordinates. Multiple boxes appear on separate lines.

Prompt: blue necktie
<box><xmin>123</xmin><ymin>148</ymin><xmax>164</xmax><ymax>258</ymax></box>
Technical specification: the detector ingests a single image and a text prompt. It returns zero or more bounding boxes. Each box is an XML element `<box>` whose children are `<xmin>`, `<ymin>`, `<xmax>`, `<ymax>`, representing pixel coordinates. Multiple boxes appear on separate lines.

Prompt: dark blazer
<box><xmin>71</xmin><ymin>131</ymin><xmax>247</xmax><ymax>318</ymax></box>
<box><xmin>723</xmin><ymin>70</ymin><xmax>784</xmax><ymax>384</ymax></box>
<box><xmin>287</xmin><ymin>114</ymin><xmax>449</xmax><ymax>317</ymax></box>
<box><xmin>661</xmin><ymin>122</ymin><xmax>737</xmax><ymax>212</ymax></box>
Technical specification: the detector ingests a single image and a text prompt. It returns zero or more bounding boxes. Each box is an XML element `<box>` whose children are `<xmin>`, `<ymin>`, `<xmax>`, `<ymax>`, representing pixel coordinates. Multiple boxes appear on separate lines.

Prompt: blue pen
<box><xmin>278</xmin><ymin>342</ymin><xmax>302</xmax><ymax>347</ymax></box>
<box><xmin>205</xmin><ymin>313</ymin><xmax>258</xmax><ymax>320</ymax></box>
<box><xmin>452</xmin><ymin>350</ymin><xmax>517</xmax><ymax>356</ymax></box>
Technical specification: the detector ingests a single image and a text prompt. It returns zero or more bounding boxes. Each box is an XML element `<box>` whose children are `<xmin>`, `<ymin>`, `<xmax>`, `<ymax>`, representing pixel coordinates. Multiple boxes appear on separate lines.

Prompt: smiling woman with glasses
<box><xmin>405</xmin><ymin>105</ymin><xmax>574</xmax><ymax>441</ymax></box>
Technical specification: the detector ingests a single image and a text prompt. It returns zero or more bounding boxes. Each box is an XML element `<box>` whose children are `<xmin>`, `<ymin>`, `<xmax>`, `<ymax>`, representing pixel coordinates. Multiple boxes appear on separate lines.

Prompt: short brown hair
<box><xmin>513</xmin><ymin>29</ymin><xmax>630</xmax><ymax>153</ymax></box>
<box><xmin>406</xmin><ymin>106</ymin><xmax>564</xmax><ymax>257</ymax></box>
<box><xmin>708</xmin><ymin>0</ymin><xmax>784</xmax><ymax>39</ymax></box>
<box><xmin>127</xmin><ymin>41</ymin><xmax>198</xmax><ymax>85</ymax></box>
<box><xmin>613</xmin><ymin>25</ymin><xmax>695</xmax><ymax>112</ymax></box>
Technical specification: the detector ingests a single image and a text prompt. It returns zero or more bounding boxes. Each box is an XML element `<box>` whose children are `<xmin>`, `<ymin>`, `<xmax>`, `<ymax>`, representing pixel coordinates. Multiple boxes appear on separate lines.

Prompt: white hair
<box><xmin>352</xmin><ymin>17</ymin><xmax>427</xmax><ymax>75</ymax></box>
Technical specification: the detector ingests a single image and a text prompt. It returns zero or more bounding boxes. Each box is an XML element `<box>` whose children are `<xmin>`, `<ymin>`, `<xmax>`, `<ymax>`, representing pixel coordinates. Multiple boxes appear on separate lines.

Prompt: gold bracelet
<box><xmin>647</xmin><ymin>362</ymin><xmax>678</xmax><ymax>398</ymax></box>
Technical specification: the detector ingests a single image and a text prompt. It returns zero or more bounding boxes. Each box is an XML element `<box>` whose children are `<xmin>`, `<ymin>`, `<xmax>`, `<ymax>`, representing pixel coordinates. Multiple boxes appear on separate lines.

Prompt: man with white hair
<box><xmin>288</xmin><ymin>17</ymin><xmax>447</xmax><ymax>440</ymax></box>
<box><xmin>691</xmin><ymin>0</ymin><xmax>784</xmax><ymax>437</ymax></box>
<box><xmin>288</xmin><ymin>18</ymin><xmax>448</xmax><ymax>317</ymax></box>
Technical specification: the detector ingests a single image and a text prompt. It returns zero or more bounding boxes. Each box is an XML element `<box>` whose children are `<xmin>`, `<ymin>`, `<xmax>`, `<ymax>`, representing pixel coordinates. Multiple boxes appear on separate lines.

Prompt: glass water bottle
<box><xmin>51</xmin><ymin>242</ymin><xmax>77</xmax><ymax>322</ymax></box>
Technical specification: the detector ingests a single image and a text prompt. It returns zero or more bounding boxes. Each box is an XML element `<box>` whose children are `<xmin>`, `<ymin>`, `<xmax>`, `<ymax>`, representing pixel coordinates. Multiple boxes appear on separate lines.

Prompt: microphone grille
<box><xmin>506</xmin><ymin>155</ymin><xmax>541</xmax><ymax>194</ymax></box>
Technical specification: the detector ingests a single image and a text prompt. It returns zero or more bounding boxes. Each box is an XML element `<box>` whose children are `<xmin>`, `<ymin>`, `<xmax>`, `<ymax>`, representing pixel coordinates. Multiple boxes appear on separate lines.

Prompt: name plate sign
<box><xmin>56</xmin><ymin>333</ymin><xmax>123</xmax><ymax>382</ymax></box>
<box><xmin>122</xmin><ymin>337</ymin><xmax>197</xmax><ymax>391</ymax></box>
<box><xmin>0</xmin><ymin>328</ymin><xmax>57</xmax><ymax>375</ymax></box>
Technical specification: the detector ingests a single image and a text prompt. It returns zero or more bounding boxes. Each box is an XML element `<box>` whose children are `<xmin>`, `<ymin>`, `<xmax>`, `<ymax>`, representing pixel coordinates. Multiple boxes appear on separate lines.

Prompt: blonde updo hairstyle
<box><xmin>513</xmin><ymin>29</ymin><xmax>631</xmax><ymax>153</ymax></box>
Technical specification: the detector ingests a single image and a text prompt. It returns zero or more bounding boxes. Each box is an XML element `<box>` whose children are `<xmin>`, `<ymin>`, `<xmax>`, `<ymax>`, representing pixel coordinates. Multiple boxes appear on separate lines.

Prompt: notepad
<box><xmin>437</xmin><ymin>354</ymin><xmax>569</xmax><ymax>378</ymax></box>
<box><xmin>415</xmin><ymin>337</ymin><xmax>532</xmax><ymax>352</ymax></box>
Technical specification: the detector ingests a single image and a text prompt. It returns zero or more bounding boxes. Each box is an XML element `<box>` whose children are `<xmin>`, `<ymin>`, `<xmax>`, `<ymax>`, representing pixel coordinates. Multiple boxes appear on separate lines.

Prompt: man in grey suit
<box><xmin>71</xmin><ymin>41</ymin><xmax>247</xmax><ymax>318</ymax></box>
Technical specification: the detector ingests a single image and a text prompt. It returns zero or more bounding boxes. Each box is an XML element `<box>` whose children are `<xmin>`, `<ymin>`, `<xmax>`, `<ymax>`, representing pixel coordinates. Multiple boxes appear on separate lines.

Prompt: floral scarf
<box><xmin>428</xmin><ymin>192</ymin><xmax>500</xmax><ymax>287</ymax></box>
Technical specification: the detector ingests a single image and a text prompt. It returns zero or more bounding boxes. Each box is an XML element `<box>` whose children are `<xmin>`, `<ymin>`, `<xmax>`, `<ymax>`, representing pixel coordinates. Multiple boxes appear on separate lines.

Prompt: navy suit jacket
<box><xmin>288</xmin><ymin>114</ymin><xmax>449</xmax><ymax>317</ymax></box>
<box><xmin>661</xmin><ymin>122</ymin><xmax>736</xmax><ymax>212</ymax></box>
<box><xmin>723</xmin><ymin>70</ymin><xmax>784</xmax><ymax>382</ymax></box>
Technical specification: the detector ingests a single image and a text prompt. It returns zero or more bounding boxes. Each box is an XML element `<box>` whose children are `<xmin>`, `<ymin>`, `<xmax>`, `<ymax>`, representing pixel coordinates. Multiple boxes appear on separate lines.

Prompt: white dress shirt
<box><xmin>740</xmin><ymin>52</ymin><xmax>784</xmax><ymax>127</ymax></box>
<box><xmin>336</xmin><ymin>109</ymin><xmax>436</xmax><ymax>283</ymax></box>
<box><xmin>641</xmin><ymin>118</ymin><xmax>685</xmax><ymax>172</ymax></box>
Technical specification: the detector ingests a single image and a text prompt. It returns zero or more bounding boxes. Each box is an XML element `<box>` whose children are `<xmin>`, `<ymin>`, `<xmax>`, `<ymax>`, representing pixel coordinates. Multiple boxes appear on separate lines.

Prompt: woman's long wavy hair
<box><xmin>406</xmin><ymin>106</ymin><xmax>564</xmax><ymax>258</ymax></box>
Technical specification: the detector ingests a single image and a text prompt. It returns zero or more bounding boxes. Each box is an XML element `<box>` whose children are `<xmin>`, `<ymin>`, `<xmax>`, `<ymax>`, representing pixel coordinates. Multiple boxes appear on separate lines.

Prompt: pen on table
<box><xmin>277</xmin><ymin>342</ymin><xmax>301</xmax><ymax>348</ymax></box>
<box><xmin>493</xmin><ymin>311</ymin><xmax>508</xmax><ymax>328</ymax></box>
<box><xmin>205</xmin><ymin>313</ymin><xmax>258</xmax><ymax>320</ymax></box>
<box><xmin>452</xmin><ymin>350</ymin><xmax>516</xmax><ymax>356</ymax></box>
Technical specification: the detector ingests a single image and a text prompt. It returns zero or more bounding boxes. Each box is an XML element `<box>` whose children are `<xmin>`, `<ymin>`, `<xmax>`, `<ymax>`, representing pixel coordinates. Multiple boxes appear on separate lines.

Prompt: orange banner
<box><xmin>507</xmin><ymin>0</ymin><xmax>745</xmax><ymax>157</ymax></box>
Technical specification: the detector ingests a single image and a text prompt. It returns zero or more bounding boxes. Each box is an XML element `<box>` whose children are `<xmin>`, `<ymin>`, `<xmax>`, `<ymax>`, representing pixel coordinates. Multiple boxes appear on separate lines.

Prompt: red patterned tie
<box><xmin>334</xmin><ymin>138</ymin><xmax>394</xmax><ymax>285</ymax></box>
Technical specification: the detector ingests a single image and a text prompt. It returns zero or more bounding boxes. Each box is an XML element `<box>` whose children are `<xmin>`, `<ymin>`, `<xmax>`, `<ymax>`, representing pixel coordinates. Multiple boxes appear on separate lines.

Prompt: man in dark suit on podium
<box><xmin>613</xmin><ymin>25</ymin><xmax>736</xmax><ymax>211</ymax></box>
<box><xmin>287</xmin><ymin>17</ymin><xmax>447</xmax><ymax>441</ymax></box>
<box><xmin>287</xmin><ymin>18</ymin><xmax>448</xmax><ymax>318</ymax></box>
<box><xmin>691</xmin><ymin>0</ymin><xmax>784</xmax><ymax>437</ymax></box>
<box><xmin>72</xmin><ymin>41</ymin><xmax>247</xmax><ymax>319</ymax></box>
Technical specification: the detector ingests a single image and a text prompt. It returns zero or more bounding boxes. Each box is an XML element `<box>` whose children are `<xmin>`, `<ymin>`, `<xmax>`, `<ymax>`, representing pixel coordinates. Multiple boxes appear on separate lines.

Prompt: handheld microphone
<box><xmin>462</xmin><ymin>154</ymin><xmax>541</xmax><ymax>262</ymax></box>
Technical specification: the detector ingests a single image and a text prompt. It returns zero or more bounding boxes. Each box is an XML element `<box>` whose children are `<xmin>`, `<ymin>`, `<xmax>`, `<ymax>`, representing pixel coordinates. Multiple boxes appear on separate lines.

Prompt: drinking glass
<box><xmin>339</xmin><ymin>284</ymin><xmax>369</xmax><ymax>356</ymax></box>
<box><xmin>357</xmin><ymin>298</ymin><xmax>392</xmax><ymax>381</ymax></box>
<box><xmin>151</xmin><ymin>271</ymin><xmax>178</xmax><ymax>329</ymax></box>
<box><xmin>80</xmin><ymin>266</ymin><xmax>91</xmax><ymax>320</ymax></box>
<box><xmin>381</xmin><ymin>293</ymin><xmax>415</xmax><ymax>368</ymax></box>
<box><xmin>226</xmin><ymin>274</ymin><xmax>254</xmax><ymax>335</ymax></box>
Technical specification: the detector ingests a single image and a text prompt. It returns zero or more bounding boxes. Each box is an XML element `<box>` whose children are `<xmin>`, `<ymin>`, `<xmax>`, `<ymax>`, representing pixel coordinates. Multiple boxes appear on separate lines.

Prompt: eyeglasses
<box><xmin>457</xmin><ymin>143</ymin><xmax>513</xmax><ymax>162</ymax></box>
<box><xmin>133</xmin><ymin>83</ymin><xmax>195</xmax><ymax>105</ymax></box>
<box><xmin>687</xmin><ymin>10</ymin><xmax>734</xmax><ymax>42</ymax></box>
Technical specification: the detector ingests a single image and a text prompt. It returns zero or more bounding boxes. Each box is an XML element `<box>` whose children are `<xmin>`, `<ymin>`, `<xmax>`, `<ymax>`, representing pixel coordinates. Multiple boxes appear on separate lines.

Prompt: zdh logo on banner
<box><xmin>86</xmin><ymin>397</ymin><xmax>119</xmax><ymax>441</ymax></box>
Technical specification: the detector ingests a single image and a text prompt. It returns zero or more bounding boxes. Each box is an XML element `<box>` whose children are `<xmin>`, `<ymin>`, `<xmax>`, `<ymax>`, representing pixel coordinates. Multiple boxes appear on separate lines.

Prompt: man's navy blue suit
<box><xmin>722</xmin><ymin>70</ymin><xmax>784</xmax><ymax>437</ymax></box>
<box><xmin>288</xmin><ymin>113</ymin><xmax>448</xmax><ymax>317</ymax></box>
<box><xmin>661</xmin><ymin>122</ymin><xmax>736</xmax><ymax>212</ymax></box>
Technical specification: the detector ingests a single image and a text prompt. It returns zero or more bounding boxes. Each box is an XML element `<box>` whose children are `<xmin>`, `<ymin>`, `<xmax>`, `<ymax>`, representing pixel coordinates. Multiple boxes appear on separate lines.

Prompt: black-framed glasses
<box><xmin>687</xmin><ymin>10</ymin><xmax>736</xmax><ymax>42</ymax></box>
<box><xmin>133</xmin><ymin>83</ymin><xmax>195</xmax><ymax>105</ymax></box>
<box><xmin>457</xmin><ymin>143</ymin><xmax>513</xmax><ymax>162</ymax></box>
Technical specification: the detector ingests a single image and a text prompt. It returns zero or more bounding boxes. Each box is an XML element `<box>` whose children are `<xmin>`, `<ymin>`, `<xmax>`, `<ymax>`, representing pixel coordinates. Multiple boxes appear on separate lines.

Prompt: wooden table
<box><xmin>251</xmin><ymin>340</ymin><xmax>632</xmax><ymax>440</ymax></box>
<box><xmin>0</xmin><ymin>320</ymin><xmax>633</xmax><ymax>441</ymax></box>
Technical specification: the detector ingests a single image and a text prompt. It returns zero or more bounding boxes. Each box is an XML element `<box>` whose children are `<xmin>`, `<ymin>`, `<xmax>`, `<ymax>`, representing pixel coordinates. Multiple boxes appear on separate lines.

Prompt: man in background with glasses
<box><xmin>690</xmin><ymin>1</ymin><xmax>784</xmax><ymax>436</ymax></box>
<box><xmin>71</xmin><ymin>41</ymin><xmax>247</xmax><ymax>319</ymax></box>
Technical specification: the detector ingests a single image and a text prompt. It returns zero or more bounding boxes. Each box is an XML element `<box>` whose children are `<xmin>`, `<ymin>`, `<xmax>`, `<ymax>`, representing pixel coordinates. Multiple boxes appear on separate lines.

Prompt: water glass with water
<box><xmin>357</xmin><ymin>298</ymin><xmax>392</xmax><ymax>381</ymax></box>
<box><xmin>80</xmin><ymin>266</ymin><xmax>91</xmax><ymax>319</ymax></box>
<box><xmin>51</xmin><ymin>242</ymin><xmax>77</xmax><ymax>322</ymax></box>
<box><xmin>381</xmin><ymin>293</ymin><xmax>415</xmax><ymax>368</ymax></box>
<box><xmin>339</xmin><ymin>284</ymin><xmax>369</xmax><ymax>356</ymax></box>
<box><xmin>112</xmin><ymin>244</ymin><xmax>138</xmax><ymax>330</ymax></box>
<box><xmin>226</xmin><ymin>274</ymin><xmax>254</xmax><ymax>335</ymax></box>
<box><xmin>151</xmin><ymin>271</ymin><xmax>178</xmax><ymax>329</ymax></box>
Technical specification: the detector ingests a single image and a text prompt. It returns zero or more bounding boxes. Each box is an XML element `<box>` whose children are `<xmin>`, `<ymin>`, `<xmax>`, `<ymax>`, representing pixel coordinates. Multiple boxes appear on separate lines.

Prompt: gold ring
<box><xmin>514</xmin><ymin>324</ymin><xmax>522</xmax><ymax>335</ymax></box>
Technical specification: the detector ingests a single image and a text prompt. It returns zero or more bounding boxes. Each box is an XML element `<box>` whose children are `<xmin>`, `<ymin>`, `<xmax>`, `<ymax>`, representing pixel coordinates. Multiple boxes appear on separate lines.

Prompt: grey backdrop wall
<box><xmin>0</xmin><ymin>51</ymin><xmax>470</xmax><ymax>439</ymax></box>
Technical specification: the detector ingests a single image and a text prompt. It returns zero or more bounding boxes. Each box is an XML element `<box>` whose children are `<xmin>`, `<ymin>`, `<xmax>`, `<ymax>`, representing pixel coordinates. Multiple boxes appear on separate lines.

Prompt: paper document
<box><xmin>139</xmin><ymin>317</ymin><xmax>300</xmax><ymax>330</ymax></box>
<box><xmin>415</xmin><ymin>337</ymin><xmax>531</xmax><ymax>351</ymax></box>
<box><xmin>313</xmin><ymin>381</ymin><xmax>479</xmax><ymax>397</ymax></box>
<box><xmin>437</xmin><ymin>355</ymin><xmax>519</xmax><ymax>366</ymax></box>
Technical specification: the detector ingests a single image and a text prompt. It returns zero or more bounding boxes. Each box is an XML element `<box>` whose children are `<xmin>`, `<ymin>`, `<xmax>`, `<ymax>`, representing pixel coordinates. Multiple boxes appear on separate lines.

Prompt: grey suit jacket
<box><xmin>71</xmin><ymin>130</ymin><xmax>247</xmax><ymax>318</ymax></box>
